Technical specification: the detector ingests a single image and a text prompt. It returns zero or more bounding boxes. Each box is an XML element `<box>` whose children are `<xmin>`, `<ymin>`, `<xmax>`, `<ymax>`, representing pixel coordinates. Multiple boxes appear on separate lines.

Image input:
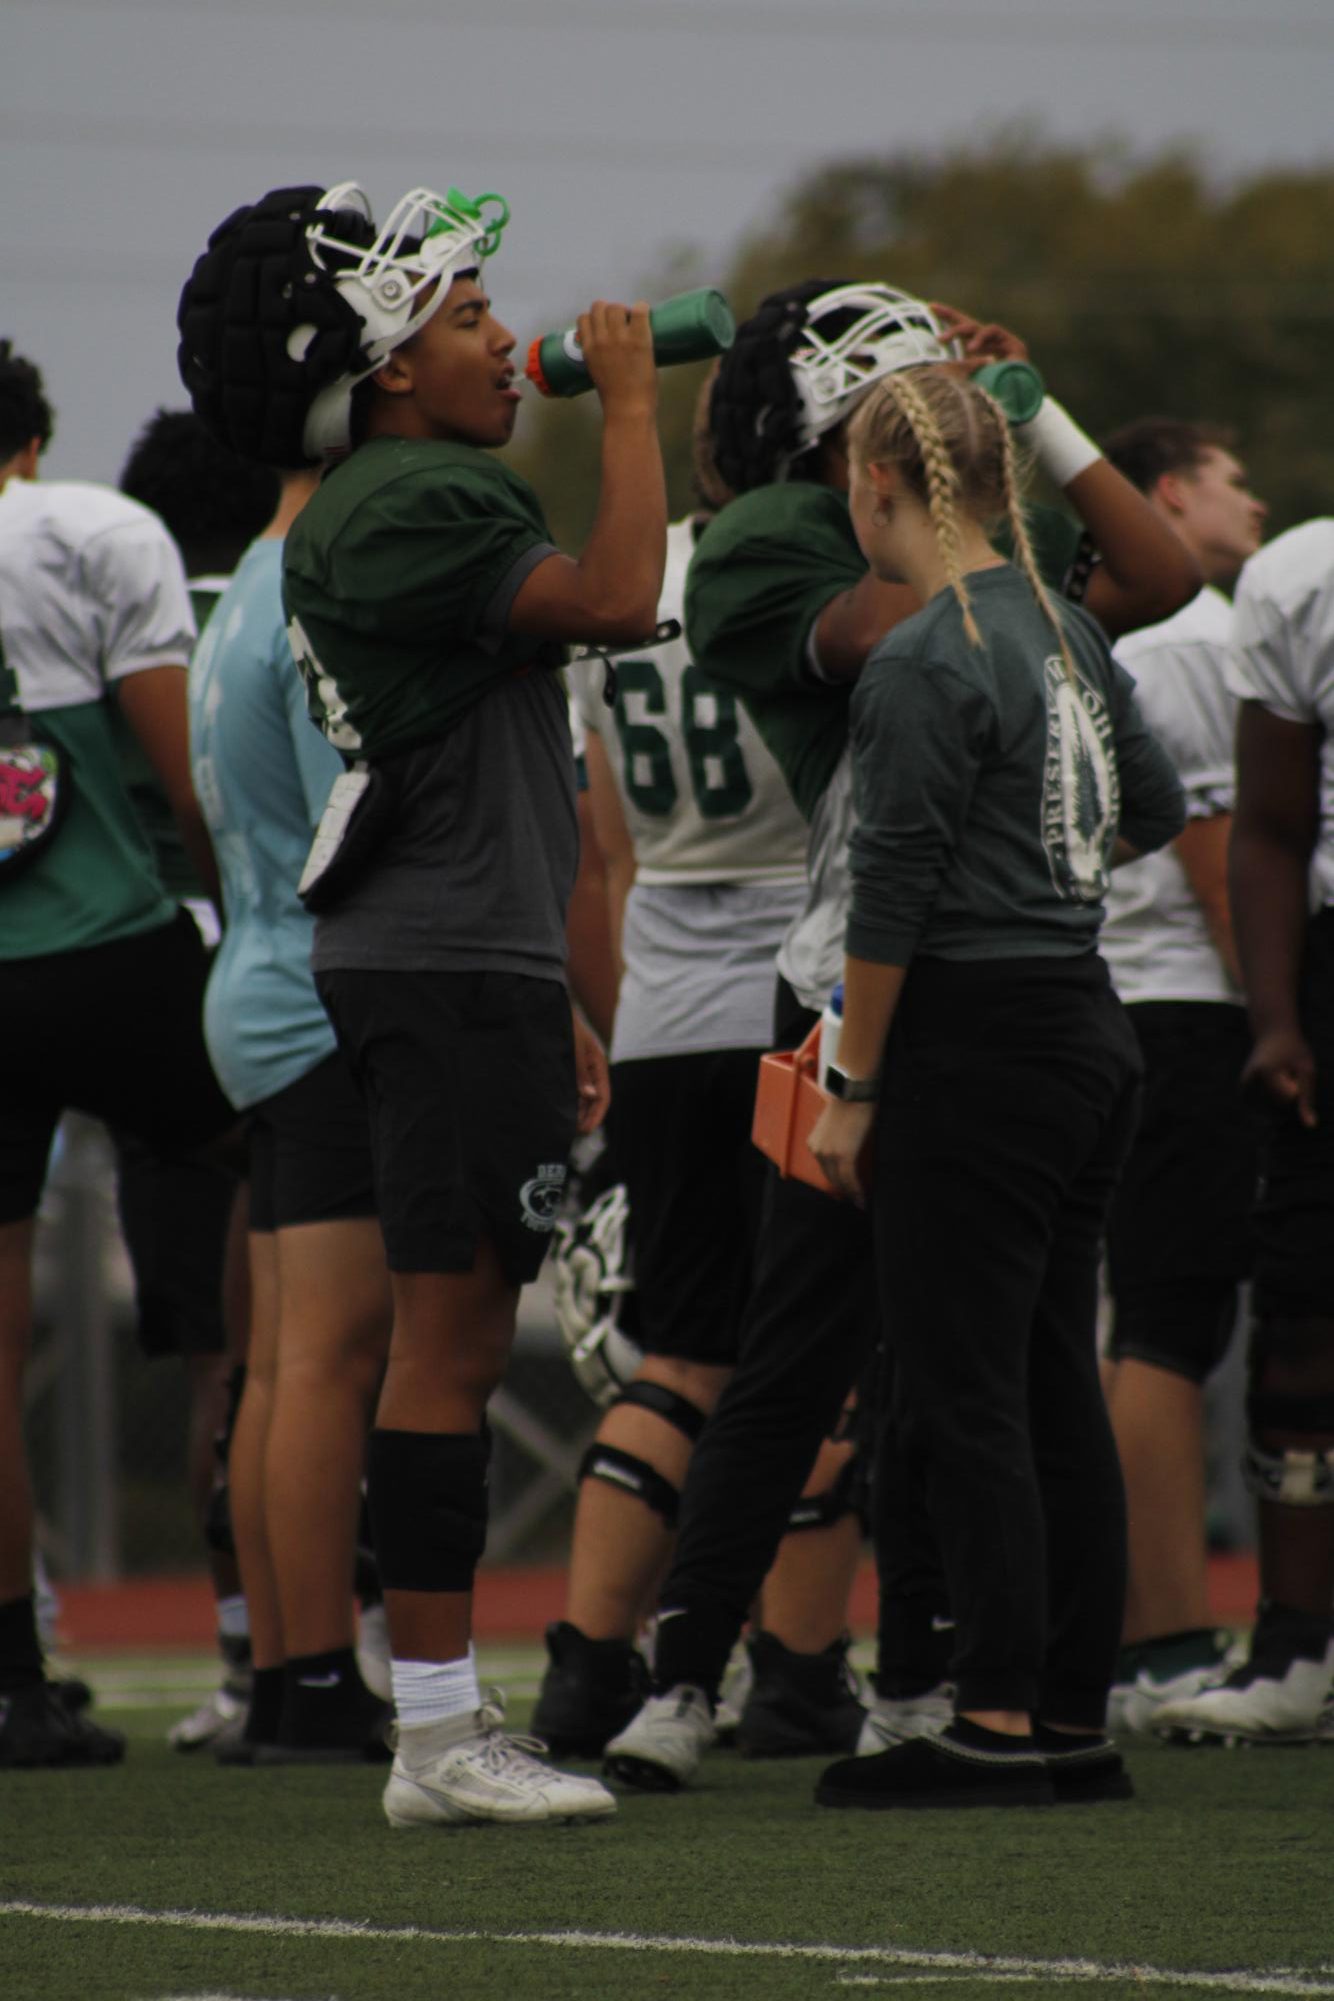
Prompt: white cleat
<box><xmin>603</xmin><ymin>1685</ymin><xmax>716</xmax><ymax>1792</ymax></box>
<box><xmin>383</xmin><ymin>1702</ymin><xmax>616</xmax><ymax>1827</ymax></box>
<box><xmin>1154</xmin><ymin>1646</ymin><xmax>1334</xmax><ymax>1746</ymax></box>
<box><xmin>1108</xmin><ymin>1661</ymin><xmax>1229</xmax><ymax>1739</ymax></box>
<box><xmin>856</xmin><ymin>1683</ymin><xmax>953</xmax><ymax>1755</ymax></box>
<box><xmin>168</xmin><ymin>1680</ymin><xmax>249</xmax><ymax>1753</ymax></box>
<box><xmin>712</xmin><ymin>1644</ymin><xmax>754</xmax><ymax>1747</ymax></box>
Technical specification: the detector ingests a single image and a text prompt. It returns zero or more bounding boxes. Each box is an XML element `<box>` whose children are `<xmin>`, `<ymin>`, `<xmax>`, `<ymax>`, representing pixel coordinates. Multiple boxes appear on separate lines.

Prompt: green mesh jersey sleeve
<box><xmin>684</xmin><ymin>484</ymin><xmax>865</xmax><ymax>822</ymax></box>
<box><xmin>283</xmin><ymin>440</ymin><xmax>558</xmax><ymax>760</ymax></box>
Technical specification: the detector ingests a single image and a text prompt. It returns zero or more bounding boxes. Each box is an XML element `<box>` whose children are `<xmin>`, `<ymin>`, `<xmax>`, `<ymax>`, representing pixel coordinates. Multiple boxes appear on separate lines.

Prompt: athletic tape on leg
<box><xmin>579</xmin><ymin>1442</ymin><xmax>680</xmax><ymax>1527</ymax></box>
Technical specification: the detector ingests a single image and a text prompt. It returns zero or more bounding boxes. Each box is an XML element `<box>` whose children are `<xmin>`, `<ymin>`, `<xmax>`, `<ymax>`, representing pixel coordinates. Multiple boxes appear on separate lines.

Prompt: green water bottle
<box><xmin>525</xmin><ymin>288</ymin><xmax>736</xmax><ymax>398</ymax></box>
<box><xmin>973</xmin><ymin>359</ymin><xmax>1046</xmax><ymax>426</ymax></box>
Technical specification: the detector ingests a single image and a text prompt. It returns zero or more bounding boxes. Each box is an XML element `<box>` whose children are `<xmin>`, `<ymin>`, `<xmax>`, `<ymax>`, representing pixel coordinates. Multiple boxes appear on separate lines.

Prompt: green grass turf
<box><xmin>3</xmin><ymin>1657</ymin><xmax>1333</xmax><ymax>2001</ymax></box>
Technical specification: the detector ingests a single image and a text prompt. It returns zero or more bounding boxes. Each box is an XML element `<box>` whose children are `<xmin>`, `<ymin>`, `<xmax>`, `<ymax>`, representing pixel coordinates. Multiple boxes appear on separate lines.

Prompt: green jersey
<box><xmin>684</xmin><ymin>480</ymin><xmax>1086</xmax><ymax>823</ymax></box>
<box><xmin>283</xmin><ymin>436</ymin><xmax>575</xmax><ymax>980</ymax></box>
<box><xmin>284</xmin><ymin>438</ymin><xmax>559</xmax><ymax>762</ymax></box>
<box><xmin>0</xmin><ymin>478</ymin><xmax>194</xmax><ymax>961</ymax></box>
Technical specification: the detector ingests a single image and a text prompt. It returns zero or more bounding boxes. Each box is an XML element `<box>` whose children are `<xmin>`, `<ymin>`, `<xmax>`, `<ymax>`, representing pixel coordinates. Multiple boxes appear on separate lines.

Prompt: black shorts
<box><xmin>316</xmin><ymin>968</ymin><xmax>575</xmax><ymax>1286</ymax></box>
<box><xmin>248</xmin><ymin>1049</ymin><xmax>377</xmax><ymax>1234</ymax></box>
<box><xmin>609</xmin><ymin>1048</ymin><xmax>768</xmax><ymax>1367</ymax></box>
<box><xmin>1253</xmin><ymin>910</ymin><xmax>1334</xmax><ymax>1323</ymax></box>
<box><xmin>0</xmin><ymin>910</ymin><xmax>237</xmax><ymax>1227</ymax></box>
<box><xmin>1104</xmin><ymin>1001</ymin><xmax>1260</xmax><ymax>1382</ymax></box>
<box><xmin>113</xmin><ymin>1132</ymin><xmax>238</xmax><ymax>1359</ymax></box>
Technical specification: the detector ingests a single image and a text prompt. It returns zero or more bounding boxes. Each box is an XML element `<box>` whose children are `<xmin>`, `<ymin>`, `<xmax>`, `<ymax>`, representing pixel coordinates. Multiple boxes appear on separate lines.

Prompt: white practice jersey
<box><xmin>572</xmin><ymin>517</ymin><xmax>807</xmax><ymax>1061</ymax></box>
<box><xmin>1226</xmin><ymin>520</ymin><xmax>1334</xmax><ymax>911</ymax></box>
<box><xmin>0</xmin><ymin>478</ymin><xmax>195</xmax><ymax>712</ymax></box>
<box><xmin>1100</xmin><ymin>587</ymin><xmax>1239</xmax><ymax>1006</ymax></box>
<box><xmin>571</xmin><ymin>518</ymin><xmax>808</xmax><ymax>886</ymax></box>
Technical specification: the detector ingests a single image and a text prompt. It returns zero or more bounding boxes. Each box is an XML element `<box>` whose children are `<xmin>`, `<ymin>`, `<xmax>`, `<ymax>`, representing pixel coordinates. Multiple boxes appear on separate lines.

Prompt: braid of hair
<box><xmin>987</xmin><ymin>387</ymin><xmax>1079</xmax><ymax>685</ymax></box>
<box><xmin>884</xmin><ymin>370</ymin><xmax>982</xmax><ymax>648</ymax></box>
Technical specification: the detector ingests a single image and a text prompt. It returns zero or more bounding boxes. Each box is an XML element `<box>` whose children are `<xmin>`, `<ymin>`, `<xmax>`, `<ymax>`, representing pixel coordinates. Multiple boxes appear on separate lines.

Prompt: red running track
<box><xmin>54</xmin><ymin>1553</ymin><xmax>1262</xmax><ymax>1652</ymax></box>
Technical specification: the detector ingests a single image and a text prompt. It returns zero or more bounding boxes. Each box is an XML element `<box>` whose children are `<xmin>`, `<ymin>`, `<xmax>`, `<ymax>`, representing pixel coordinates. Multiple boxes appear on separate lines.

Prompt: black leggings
<box><xmin>873</xmin><ymin>953</ymin><xmax>1141</xmax><ymax>1727</ymax></box>
<box><xmin>652</xmin><ymin>981</ymin><xmax>878</xmax><ymax>1699</ymax></box>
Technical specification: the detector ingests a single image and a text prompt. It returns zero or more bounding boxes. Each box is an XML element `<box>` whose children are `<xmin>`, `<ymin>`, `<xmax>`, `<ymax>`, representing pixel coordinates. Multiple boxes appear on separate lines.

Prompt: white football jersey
<box><xmin>1100</xmin><ymin>587</ymin><xmax>1239</xmax><ymax>1005</ymax></box>
<box><xmin>572</xmin><ymin>517</ymin><xmax>806</xmax><ymax>885</ymax></box>
<box><xmin>0</xmin><ymin>478</ymin><xmax>195</xmax><ymax>710</ymax></box>
<box><xmin>1226</xmin><ymin>520</ymin><xmax>1334</xmax><ymax>911</ymax></box>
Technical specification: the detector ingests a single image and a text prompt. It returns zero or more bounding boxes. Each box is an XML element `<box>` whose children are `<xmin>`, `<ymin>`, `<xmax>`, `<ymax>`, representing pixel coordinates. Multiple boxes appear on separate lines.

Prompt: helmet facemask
<box><xmin>788</xmin><ymin>284</ymin><xmax>959</xmax><ymax>456</ymax></box>
<box><xmin>298</xmin><ymin>182</ymin><xmax>510</xmax><ymax>459</ymax></box>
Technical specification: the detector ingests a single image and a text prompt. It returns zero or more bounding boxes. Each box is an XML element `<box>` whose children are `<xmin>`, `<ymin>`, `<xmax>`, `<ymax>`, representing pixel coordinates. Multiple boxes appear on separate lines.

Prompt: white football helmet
<box><xmin>551</xmin><ymin>1184</ymin><xmax>643</xmax><ymax>1409</ymax></box>
<box><xmin>788</xmin><ymin>284</ymin><xmax>959</xmax><ymax>454</ymax></box>
<box><xmin>299</xmin><ymin>182</ymin><xmax>509</xmax><ymax>459</ymax></box>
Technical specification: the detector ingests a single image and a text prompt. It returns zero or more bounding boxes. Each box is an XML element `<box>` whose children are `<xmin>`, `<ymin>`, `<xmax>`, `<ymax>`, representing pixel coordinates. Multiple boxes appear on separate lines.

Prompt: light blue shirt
<box><xmin>189</xmin><ymin>538</ymin><xmax>344</xmax><ymax>1109</ymax></box>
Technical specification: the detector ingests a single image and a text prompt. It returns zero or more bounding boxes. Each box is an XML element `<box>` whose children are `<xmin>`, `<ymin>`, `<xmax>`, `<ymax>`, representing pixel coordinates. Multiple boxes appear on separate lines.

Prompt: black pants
<box><xmin>874</xmin><ymin>954</ymin><xmax>1141</xmax><ymax>1728</ymax></box>
<box><xmin>652</xmin><ymin>981</ymin><xmax>879</xmax><ymax>1699</ymax></box>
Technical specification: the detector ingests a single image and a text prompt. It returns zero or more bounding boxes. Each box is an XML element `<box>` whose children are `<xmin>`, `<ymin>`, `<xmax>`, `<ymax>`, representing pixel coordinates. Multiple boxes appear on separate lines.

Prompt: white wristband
<box><xmin>1017</xmin><ymin>396</ymin><xmax>1102</xmax><ymax>490</ymax></box>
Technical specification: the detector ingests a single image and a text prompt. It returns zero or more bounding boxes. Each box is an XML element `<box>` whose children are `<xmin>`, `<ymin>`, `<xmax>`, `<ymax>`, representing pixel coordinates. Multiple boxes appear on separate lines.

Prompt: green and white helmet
<box><xmin>788</xmin><ymin>284</ymin><xmax>958</xmax><ymax>453</ymax></box>
<box><xmin>299</xmin><ymin>182</ymin><xmax>510</xmax><ymax>458</ymax></box>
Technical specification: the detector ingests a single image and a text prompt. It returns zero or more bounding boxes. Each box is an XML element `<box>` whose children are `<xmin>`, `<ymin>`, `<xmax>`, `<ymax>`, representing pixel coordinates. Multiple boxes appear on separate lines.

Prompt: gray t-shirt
<box><xmin>848</xmin><ymin>568</ymin><xmax>1185</xmax><ymax>966</ymax></box>
<box><xmin>311</xmin><ymin>664</ymin><xmax>576</xmax><ymax>980</ymax></box>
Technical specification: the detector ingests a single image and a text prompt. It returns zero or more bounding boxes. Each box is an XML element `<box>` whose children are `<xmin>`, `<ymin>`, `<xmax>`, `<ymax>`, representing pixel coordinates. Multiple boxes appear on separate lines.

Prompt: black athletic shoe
<box><xmin>735</xmin><ymin>1630</ymin><xmax>866</xmax><ymax>1758</ymax></box>
<box><xmin>1040</xmin><ymin>1734</ymin><xmax>1135</xmax><ymax>1803</ymax></box>
<box><xmin>0</xmin><ymin>1681</ymin><xmax>126</xmax><ymax>1769</ymax></box>
<box><xmin>531</xmin><ymin>1622</ymin><xmax>648</xmax><ymax>1758</ymax></box>
<box><xmin>51</xmin><ymin>1674</ymin><xmax>94</xmax><ymax>1716</ymax></box>
<box><xmin>816</xmin><ymin>1732</ymin><xmax>1055</xmax><ymax>1810</ymax></box>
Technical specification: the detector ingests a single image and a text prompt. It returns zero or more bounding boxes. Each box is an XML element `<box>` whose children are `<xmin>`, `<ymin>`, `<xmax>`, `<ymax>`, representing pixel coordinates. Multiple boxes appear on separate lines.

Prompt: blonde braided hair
<box><xmin>848</xmin><ymin>368</ymin><xmax>1079</xmax><ymax>683</ymax></box>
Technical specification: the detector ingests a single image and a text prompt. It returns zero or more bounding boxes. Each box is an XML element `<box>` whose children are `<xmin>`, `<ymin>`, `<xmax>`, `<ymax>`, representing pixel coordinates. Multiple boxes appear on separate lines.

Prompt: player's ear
<box><xmin>371</xmin><ymin>349</ymin><xmax>415</xmax><ymax>399</ymax></box>
<box><xmin>1153</xmin><ymin>471</ymin><xmax>1187</xmax><ymax>519</ymax></box>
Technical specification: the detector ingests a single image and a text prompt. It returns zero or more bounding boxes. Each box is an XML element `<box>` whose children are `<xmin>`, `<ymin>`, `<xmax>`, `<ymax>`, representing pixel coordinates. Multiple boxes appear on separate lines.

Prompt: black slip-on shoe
<box><xmin>815</xmin><ymin>1732</ymin><xmax>1055</xmax><ymax>1810</ymax></box>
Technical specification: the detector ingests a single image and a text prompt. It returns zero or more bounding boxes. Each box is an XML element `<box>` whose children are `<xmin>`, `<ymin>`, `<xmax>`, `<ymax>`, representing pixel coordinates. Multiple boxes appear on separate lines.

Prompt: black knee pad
<box><xmin>786</xmin><ymin>1454</ymin><xmax>863</xmax><ymax>1534</ymax></box>
<box><xmin>609</xmin><ymin>1379</ymin><xmax>707</xmax><ymax>1443</ymax></box>
<box><xmin>579</xmin><ymin>1443</ymin><xmax>681</xmax><ymax>1527</ymax></box>
<box><xmin>367</xmin><ymin>1429</ymin><xmax>490</xmax><ymax>1593</ymax></box>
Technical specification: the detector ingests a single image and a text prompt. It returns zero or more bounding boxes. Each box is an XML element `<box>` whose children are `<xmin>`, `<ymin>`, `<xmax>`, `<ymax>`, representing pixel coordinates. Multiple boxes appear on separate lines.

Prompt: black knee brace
<box><xmin>785</xmin><ymin>1454</ymin><xmax>862</xmax><ymax>1534</ymax></box>
<box><xmin>367</xmin><ymin>1429</ymin><xmax>491</xmax><ymax>1593</ymax></box>
<box><xmin>609</xmin><ymin>1380</ymin><xmax>707</xmax><ymax>1442</ymax></box>
<box><xmin>1244</xmin><ymin>1315</ymin><xmax>1334</xmax><ymax>1507</ymax></box>
<box><xmin>578</xmin><ymin>1381</ymin><xmax>708</xmax><ymax>1528</ymax></box>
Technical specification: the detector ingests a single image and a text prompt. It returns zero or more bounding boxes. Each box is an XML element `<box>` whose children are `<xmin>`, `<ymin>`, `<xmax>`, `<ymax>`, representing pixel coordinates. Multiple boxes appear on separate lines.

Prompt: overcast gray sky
<box><xmin>8</xmin><ymin>0</ymin><xmax>1334</xmax><ymax>484</ymax></box>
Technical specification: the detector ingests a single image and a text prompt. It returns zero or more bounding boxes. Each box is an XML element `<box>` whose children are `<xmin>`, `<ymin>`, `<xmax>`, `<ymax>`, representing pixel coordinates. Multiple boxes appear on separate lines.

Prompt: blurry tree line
<box><xmin>509</xmin><ymin>132</ymin><xmax>1334</xmax><ymax>549</ymax></box>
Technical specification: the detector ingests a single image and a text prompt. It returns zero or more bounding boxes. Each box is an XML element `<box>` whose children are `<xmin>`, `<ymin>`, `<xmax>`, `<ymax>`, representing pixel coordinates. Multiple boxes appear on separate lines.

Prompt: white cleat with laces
<box><xmin>383</xmin><ymin>1699</ymin><xmax>616</xmax><ymax>1827</ymax></box>
<box><xmin>603</xmin><ymin>1684</ymin><xmax>716</xmax><ymax>1791</ymax></box>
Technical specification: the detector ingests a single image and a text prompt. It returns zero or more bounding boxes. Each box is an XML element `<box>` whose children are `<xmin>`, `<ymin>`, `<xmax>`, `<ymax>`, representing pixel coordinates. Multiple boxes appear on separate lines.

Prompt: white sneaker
<box><xmin>712</xmin><ymin>1645</ymin><xmax>754</xmax><ymax>1746</ymax></box>
<box><xmin>1155</xmin><ymin>1645</ymin><xmax>1334</xmax><ymax>1745</ymax></box>
<box><xmin>168</xmin><ymin>1681</ymin><xmax>248</xmax><ymax>1752</ymax></box>
<box><xmin>383</xmin><ymin>1702</ymin><xmax>616</xmax><ymax>1827</ymax></box>
<box><xmin>1109</xmin><ymin>1661</ymin><xmax>1227</xmax><ymax>1739</ymax></box>
<box><xmin>856</xmin><ymin>1684</ymin><xmax>953</xmax><ymax>1755</ymax></box>
<box><xmin>356</xmin><ymin>1603</ymin><xmax>392</xmax><ymax>1704</ymax></box>
<box><xmin>603</xmin><ymin>1685</ymin><xmax>716</xmax><ymax>1791</ymax></box>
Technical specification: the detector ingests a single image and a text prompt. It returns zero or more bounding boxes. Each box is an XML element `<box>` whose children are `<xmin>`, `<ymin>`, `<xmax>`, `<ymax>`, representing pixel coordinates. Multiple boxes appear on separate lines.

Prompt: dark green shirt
<box><xmin>684</xmin><ymin>481</ymin><xmax>1085</xmax><ymax>823</ymax></box>
<box><xmin>847</xmin><ymin>567</ymin><xmax>1185</xmax><ymax>965</ymax></box>
<box><xmin>283</xmin><ymin>437</ymin><xmax>558</xmax><ymax>762</ymax></box>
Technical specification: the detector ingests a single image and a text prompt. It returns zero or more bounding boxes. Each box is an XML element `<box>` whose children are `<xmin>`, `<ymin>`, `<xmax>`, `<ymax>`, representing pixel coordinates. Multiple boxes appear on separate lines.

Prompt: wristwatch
<box><xmin>822</xmin><ymin>1062</ymin><xmax>879</xmax><ymax>1103</ymax></box>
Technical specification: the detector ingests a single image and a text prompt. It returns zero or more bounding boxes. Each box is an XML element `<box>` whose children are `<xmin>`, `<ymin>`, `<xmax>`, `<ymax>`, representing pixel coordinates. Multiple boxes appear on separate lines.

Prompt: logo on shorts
<box><xmin>519</xmin><ymin>1162</ymin><xmax>567</xmax><ymax>1233</ymax></box>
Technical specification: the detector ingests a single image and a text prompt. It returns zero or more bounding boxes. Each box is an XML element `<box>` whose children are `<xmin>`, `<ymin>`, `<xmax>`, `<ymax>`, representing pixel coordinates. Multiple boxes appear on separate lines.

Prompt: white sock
<box><xmin>217</xmin><ymin>1595</ymin><xmax>250</xmax><ymax>1642</ymax></box>
<box><xmin>392</xmin><ymin>1647</ymin><xmax>481</xmax><ymax>1729</ymax></box>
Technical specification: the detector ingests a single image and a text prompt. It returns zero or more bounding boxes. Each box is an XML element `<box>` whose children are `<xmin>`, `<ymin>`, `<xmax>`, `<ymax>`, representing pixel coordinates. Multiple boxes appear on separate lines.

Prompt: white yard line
<box><xmin>3</xmin><ymin>1899</ymin><xmax>1334</xmax><ymax>1995</ymax></box>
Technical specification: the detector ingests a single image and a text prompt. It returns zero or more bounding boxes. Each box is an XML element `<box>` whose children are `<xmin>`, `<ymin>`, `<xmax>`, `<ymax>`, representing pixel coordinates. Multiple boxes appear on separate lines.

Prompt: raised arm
<box><xmin>509</xmin><ymin>302</ymin><xmax>666</xmax><ymax>645</ymax></box>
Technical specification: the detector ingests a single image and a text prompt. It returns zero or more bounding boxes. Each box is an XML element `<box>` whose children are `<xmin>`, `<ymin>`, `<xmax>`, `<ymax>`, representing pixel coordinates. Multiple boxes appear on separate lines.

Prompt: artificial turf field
<box><xmin>3</xmin><ymin>1647</ymin><xmax>1334</xmax><ymax>2001</ymax></box>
